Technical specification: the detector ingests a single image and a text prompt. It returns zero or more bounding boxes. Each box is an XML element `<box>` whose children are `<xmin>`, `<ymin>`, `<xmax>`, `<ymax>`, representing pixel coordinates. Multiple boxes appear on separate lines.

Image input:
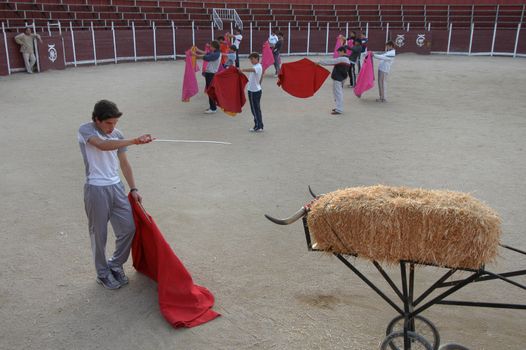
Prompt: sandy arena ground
<box><xmin>0</xmin><ymin>54</ymin><xmax>525</xmax><ymax>350</ymax></box>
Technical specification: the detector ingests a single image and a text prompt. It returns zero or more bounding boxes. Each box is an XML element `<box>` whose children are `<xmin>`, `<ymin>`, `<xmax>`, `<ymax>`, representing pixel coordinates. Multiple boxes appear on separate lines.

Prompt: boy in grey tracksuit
<box><xmin>319</xmin><ymin>46</ymin><xmax>351</xmax><ymax>115</ymax></box>
<box><xmin>78</xmin><ymin>100</ymin><xmax>153</xmax><ymax>289</ymax></box>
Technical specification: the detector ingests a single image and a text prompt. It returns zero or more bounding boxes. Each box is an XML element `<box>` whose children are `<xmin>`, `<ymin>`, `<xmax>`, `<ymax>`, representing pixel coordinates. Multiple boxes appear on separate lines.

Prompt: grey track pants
<box><xmin>378</xmin><ymin>70</ymin><xmax>388</xmax><ymax>100</ymax></box>
<box><xmin>333</xmin><ymin>80</ymin><xmax>344</xmax><ymax>113</ymax></box>
<box><xmin>84</xmin><ymin>182</ymin><xmax>135</xmax><ymax>278</ymax></box>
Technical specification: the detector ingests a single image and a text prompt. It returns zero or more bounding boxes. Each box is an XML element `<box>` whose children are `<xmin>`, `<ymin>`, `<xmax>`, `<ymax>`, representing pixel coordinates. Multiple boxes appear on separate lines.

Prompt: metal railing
<box><xmin>1</xmin><ymin>17</ymin><xmax>525</xmax><ymax>76</ymax></box>
<box><xmin>212</xmin><ymin>8</ymin><xmax>242</xmax><ymax>30</ymax></box>
<box><xmin>212</xmin><ymin>9</ymin><xmax>223</xmax><ymax>30</ymax></box>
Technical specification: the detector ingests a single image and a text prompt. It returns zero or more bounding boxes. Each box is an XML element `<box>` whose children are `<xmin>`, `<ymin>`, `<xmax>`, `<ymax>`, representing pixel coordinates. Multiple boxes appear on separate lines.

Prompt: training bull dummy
<box><xmin>130</xmin><ymin>197</ymin><xmax>220</xmax><ymax>328</ymax></box>
<box><xmin>266</xmin><ymin>185</ymin><xmax>502</xmax><ymax>270</ymax></box>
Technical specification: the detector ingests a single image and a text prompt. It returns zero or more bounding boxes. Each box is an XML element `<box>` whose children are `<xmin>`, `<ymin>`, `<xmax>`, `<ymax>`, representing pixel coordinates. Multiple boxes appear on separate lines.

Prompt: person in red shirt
<box><xmin>217</xmin><ymin>36</ymin><xmax>229</xmax><ymax>66</ymax></box>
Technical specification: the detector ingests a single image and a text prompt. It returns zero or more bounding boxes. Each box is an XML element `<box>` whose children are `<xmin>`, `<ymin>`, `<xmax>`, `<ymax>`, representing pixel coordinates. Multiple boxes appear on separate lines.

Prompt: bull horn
<box><xmin>308</xmin><ymin>185</ymin><xmax>318</xmax><ymax>198</ymax></box>
<box><xmin>265</xmin><ymin>207</ymin><xmax>307</xmax><ymax>225</ymax></box>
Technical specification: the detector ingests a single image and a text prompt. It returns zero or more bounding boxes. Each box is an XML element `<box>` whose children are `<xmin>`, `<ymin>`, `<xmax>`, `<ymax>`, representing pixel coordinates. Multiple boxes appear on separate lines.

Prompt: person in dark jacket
<box><xmin>193</xmin><ymin>41</ymin><xmax>221</xmax><ymax>114</ymax></box>
<box><xmin>272</xmin><ymin>32</ymin><xmax>284</xmax><ymax>77</ymax></box>
<box><xmin>347</xmin><ymin>38</ymin><xmax>362</xmax><ymax>87</ymax></box>
<box><xmin>318</xmin><ymin>46</ymin><xmax>350</xmax><ymax>115</ymax></box>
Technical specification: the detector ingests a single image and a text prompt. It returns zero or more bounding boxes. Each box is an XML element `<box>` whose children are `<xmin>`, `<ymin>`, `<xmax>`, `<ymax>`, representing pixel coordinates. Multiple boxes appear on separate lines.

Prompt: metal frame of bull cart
<box><xmin>301</xmin><ymin>217</ymin><xmax>526</xmax><ymax>350</ymax></box>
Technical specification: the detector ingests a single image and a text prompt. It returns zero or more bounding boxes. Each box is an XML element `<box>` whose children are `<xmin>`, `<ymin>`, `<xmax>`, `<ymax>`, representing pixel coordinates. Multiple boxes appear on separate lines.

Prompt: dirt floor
<box><xmin>0</xmin><ymin>54</ymin><xmax>525</xmax><ymax>350</ymax></box>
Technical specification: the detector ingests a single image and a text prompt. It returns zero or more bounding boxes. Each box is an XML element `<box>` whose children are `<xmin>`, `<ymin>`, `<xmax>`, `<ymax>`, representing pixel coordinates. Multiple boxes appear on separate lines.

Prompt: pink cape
<box><xmin>201</xmin><ymin>44</ymin><xmax>210</xmax><ymax>75</ymax></box>
<box><xmin>333</xmin><ymin>36</ymin><xmax>346</xmax><ymax>58</ymax></box>
<box><xmin>182</xmin><ymin>49</ymin><xmax>199</xmax><ymax>102</ymax></box>
<box><xmin>354</xmin><ymin>51</ymin><xmax>375</xmax><ymax>98</ymax></box>
<box><xmin>261</xmin><ymin>41</ymin><xmax>275</xmax><ymax>72</ymax></box>
<box><xmin>346</xmin><ymin>39</ymin><xmax>354</xmax><ymax>55</ymax></box>
<box><xmin>130</xmin><ymin>195</ymin><xmax>220</xmax><ymax>328</ymax></box>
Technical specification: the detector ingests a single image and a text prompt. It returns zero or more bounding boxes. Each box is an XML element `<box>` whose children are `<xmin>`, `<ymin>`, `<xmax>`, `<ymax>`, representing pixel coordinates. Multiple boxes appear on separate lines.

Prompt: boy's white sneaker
<box><xmin>205</xmin><ymin>109</ymin><xmax>217</xmax><ymax>114</ymax></box>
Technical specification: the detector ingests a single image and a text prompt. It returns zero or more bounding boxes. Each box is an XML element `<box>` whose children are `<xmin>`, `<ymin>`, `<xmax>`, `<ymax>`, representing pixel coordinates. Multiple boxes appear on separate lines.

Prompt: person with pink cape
<box><xmin>181</xmin><ymin>47</ymin><xmax>200</xmax><ymax>102</ymax></box>
<box><xmin>353</xmin><ymin>51</ymin><xmax>375</xmax><ymax>98</ymax></box>
<box><xmin>333</xmin><ymin>34</ymin><xmax>346</xmax><ymax>58</ymax></box>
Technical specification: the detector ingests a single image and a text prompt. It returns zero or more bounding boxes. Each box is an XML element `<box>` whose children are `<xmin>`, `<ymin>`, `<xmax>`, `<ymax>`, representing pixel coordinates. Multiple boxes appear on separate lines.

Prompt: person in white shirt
<box><xmin>373</xmin><ymin>41</ymin><xmax>396</xmax><ymax>102</ymax></box>
<box><xmin>240</xmin><ymin>53</ymin><xmax>264</xmax><ymax>132</ymax></box>
<box><xmin>227</xmin><ymin>29</ymin><xmax>243</xmax><ymax>67</ymax></box>
<box><xmin>268</xmin><ymin>32</ymin><xmax>278</xmax><ymax>48</ymax></box>
<box><xmin>78</xmin><ymin>100</ymin><xmax>153</xmax><ymax>289</ymax></box>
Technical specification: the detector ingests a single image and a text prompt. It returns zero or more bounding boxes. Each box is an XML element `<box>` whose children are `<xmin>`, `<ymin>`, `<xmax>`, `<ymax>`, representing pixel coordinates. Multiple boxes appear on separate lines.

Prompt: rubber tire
<box><xmin>385</xmin><ymin>315</ymin><xmax>440</xmax><ymax>350</ymax></box>
<box><xmin>381</xmin><ymin>331</ymin><xmax>434</xmax><ymax>350</ymax></box>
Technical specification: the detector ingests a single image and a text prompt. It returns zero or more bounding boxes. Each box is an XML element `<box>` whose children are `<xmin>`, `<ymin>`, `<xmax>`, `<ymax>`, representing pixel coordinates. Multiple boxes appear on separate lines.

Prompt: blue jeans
<box><xmin>204</xmin><ymin>72</ymin><xmax>217</xmax><ymax>111</ymax></box>
<box><xmin>248</xmin><ymin>90</ymin><xmax>263</xmax><ymax>130</ymax></box>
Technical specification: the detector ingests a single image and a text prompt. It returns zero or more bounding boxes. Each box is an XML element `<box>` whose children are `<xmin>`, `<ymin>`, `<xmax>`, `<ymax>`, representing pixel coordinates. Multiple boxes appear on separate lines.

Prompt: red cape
<box><xmin>206</xmin><ymin>66</ymin><xmax>248</xmax><ymax>116</ymax></box>
<box><xmin>129</xmin><ymin>196</ymin><xmax>220</xmax><ymax>328</ymax></box>
<box><xmin>277</xmin><ymin>58</ymin><xmax>330</xmax><ymax>98</ymax></box>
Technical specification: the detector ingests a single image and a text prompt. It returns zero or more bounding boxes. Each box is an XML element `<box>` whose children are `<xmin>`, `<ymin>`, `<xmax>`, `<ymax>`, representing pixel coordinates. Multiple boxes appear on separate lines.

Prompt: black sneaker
<box><xmin>110</xmin><ymin>267</ymin><xmax>129</xmax><ymax>286</ymax></box>
<box><xmin>96</xmin><ymin>273</ymin><xmax>121</xmax><ymax>290</ymax></box>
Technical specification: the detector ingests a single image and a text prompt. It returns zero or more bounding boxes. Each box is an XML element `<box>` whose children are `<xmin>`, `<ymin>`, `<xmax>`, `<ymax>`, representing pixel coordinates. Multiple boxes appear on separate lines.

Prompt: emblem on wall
<box><xmin>416</xmin><ymin>34</ymin><xmax>426</xmax><ymax>48</ymax></box>
<box><xmin>395</xmin><ymin>34</ymin><xmax>405</xmax><ymax>48</ymax></box>
<box><xmin>48</xmin><ymin>44</ymin><xmax>57</xmax><ymax>63</ymax></box>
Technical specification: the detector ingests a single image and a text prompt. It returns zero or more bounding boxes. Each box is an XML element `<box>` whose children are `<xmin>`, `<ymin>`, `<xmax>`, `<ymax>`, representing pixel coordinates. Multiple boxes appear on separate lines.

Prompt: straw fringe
<box><xmin>307</xmin><ymin>185</ymin><xmax>501</xmax><ymax>269</ymax></box>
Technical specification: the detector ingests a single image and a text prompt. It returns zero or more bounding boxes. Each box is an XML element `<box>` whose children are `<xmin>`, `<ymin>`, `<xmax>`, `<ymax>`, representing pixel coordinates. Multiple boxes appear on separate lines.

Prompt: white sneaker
<box><xmin>205</xmin><ymin>109</ymin><xmax>217</xmax><ymax>114</ymax></box>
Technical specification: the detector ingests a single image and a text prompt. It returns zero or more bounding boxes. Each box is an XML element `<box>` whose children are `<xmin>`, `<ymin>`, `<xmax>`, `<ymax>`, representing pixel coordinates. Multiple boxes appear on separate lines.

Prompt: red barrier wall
<box><xmin>37</xmin><ymin>36</ymin><xmax>65</xmax><ymax>71</ymax></box>
<box><xmin>0</xmin><ymin>35</ymin><xmax>8</xmax><ymax>76</ymax></box>
<box><xmin>200</xmin><ymin>0</ymin><xmax>525</xmax><ymax>4</ymax></box>
<box><xmin>1</xmin><ymin>26</ymin><xmax>524</xmax><ymax>76</ymax></box>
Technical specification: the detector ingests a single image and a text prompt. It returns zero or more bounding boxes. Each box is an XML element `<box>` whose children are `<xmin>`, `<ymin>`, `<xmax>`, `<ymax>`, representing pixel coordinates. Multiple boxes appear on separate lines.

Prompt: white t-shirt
<box><xmin>374</xmin><ymin>49</ymin><xmax>396</xmax><ymax>73</ymax></box>
<box><xmin>233</xmin><ymin>34</ymin><xmax>243</xmax><ymax>49</ymax></box>
<box><xmin>268</xmin><ymin>34</ymin><xmax>278</xmax><ymax>46</ymax></box>
<box><xmin>78</xmin><ymin>122</ymin><xmax>126</xmax><ymax>186</ymax></box>
<box><xmin>247</xmin><ymin>63</ymin><xmax>262</xmax><ymax>92</ymax></box>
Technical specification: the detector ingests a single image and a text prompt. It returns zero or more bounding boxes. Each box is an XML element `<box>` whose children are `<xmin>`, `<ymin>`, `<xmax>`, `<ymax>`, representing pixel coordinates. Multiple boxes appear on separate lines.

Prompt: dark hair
<box><xmin>337</xmin><ymin>46</ymin><xmax>346</xmax><ymax>53</ymax></box>
<box><xmin>386</xmin><ymin>40</ymin><xmax>394</xmax><ymax>47</ymax></box>
<box><xmin>229</xmin><ymin>45</ymin><xmax>237</xmax><ymax>51</ymax></box>
<box><xmin>248</xmin><ymin>52</ymin><xmax>260</xmax><ymax>60</ymax></box>
<box><xmin>354</xmin><ymin>38</ymin><xmax>362</xmax><ymax>44</ymax></box>
<box><xmin>92</xmin><ymin>100</ymin><xmax>122</xmax><ymax>122</ymax></box>
<box><xmin>234</xmin><ymin>29</ymin><xmax>241</xmax><ymax>34</ymax></box>
<box><xmin>217</xmin><ymin>36</ymin><xmax>225</xmax><ymax>41</ymax></box>
<box><xmin>278</xmin><ymin>32</ymin><xmax>283</xmax><ymax>36</ymax></box>
<box><xmin>210</xmin><ymin>40</ymin><xmax>220</xmax><ymax>50</ymax></box>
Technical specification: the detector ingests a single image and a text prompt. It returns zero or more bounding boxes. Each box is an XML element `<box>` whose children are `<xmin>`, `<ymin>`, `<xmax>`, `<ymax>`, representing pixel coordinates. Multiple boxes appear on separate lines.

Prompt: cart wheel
<box><xmin>380</xmin><ymin>331</ymin><xmax>433</xmax><ymax>350</ymax></box>
<box><xmin>438</xmin><ymin>344</ymin><xmax>470</xmax><ymax>350</ymax></box>
<box><xmin>385</xmin><ymin>315</ymin><xmax>440</xmax><ymax>350</ymax></box>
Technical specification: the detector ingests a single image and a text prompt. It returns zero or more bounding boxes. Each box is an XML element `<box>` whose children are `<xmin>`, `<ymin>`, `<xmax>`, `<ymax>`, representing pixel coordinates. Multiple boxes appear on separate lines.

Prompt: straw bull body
<box><xmin>266</xmin><ymin>185</ymin><xmax>502</xmax><ymax>270</ymax></box>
